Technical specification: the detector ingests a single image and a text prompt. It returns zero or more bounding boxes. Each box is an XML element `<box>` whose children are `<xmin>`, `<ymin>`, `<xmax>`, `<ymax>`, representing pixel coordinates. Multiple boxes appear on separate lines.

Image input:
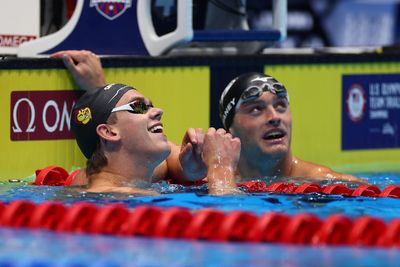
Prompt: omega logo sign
<box><xmin>10</xmin><ymin>90</ymin><xmax>83</xmax><ymax>141</ymax></box>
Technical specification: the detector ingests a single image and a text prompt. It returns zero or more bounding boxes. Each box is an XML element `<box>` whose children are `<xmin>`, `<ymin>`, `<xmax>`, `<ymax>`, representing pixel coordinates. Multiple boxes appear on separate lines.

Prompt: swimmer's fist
<box><xmin>202</xmin><ymin>128</ymin><xmax>241</xmax><ymax>170</ymax></box>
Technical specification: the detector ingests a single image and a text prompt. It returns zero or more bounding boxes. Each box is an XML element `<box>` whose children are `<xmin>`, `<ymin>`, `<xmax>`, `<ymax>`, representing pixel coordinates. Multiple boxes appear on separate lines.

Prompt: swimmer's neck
<box><xmin>236</xmin><ymin>151</ymin><xmax>295</xmax><ymax>179</ymax></box>
<box><xmin>88</xmin><ymin>151</ymin><xmax>158</xmax><ymax>189</ymax></box>
<box><xmin>88</xmin><ymin>170</ymin><xmax>153</xmax><ymax>189</ymax></box>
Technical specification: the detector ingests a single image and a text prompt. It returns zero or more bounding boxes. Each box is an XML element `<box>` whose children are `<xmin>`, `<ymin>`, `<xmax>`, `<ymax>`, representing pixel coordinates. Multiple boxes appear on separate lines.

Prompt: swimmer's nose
<box><xmin>265</xmin><ymin>106</ymin><xmax>281</xmax><ymax>127</ymax></box>
<box><xmin>268</xmin><ymin>118</ymin><xmax>281</xmax><ymax>127</ymax></box>
<box><xmin>149</xmin><ymin>107</ymin><xmax>163</xmax><ymax>120</ymax></box>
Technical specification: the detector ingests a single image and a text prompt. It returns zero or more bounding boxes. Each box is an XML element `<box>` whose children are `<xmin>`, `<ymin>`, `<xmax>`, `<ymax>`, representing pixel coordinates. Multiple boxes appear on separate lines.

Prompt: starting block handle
<box><xmin>18</xmin><ymin>0</ymin><xmax>85</xmax><ymax>57</ymax></box>
<box><xmin>18</xmin><ymin>0</ymin><xmax>194</xmax><ymax>57</ymax></box>
<box><xmin>273</xmin><ymin>0</ymin><xmax>287</xmax><ymax>41</ymax></box>
<box><xmin>137</xmin><ymin>0</ymin><xmax>193</xmax><ymax>56</ymax></box>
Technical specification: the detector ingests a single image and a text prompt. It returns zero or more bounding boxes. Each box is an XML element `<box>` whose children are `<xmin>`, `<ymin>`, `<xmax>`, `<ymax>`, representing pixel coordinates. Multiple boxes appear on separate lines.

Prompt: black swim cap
<box><xmin>219</xmin><ymin>72</ymin><xmax>288</xmax><ymax>129</ymax></box>
<box><xmin>70</xmin><ymin>84</ymin><xmax>134</xmax><ymax>158</ymax></box>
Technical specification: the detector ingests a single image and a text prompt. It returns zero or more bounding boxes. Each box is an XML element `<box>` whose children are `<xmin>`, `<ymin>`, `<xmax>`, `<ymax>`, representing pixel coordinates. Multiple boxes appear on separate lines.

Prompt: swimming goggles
<box><xmin>237</xmin><ymin>82</ymin><xmax>289</xmax><ymax>108</ymax></box>
<box><xmin>111</xmin><ymin>100</ymin><xmax>153</xmax><ymax>114</ymax></box>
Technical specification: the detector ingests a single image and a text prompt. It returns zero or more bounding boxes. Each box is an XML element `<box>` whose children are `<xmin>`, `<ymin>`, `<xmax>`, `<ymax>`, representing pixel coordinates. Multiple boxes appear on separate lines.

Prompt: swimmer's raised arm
<box><xmin>202</xmin><ymin>128</ymin><xmax>241</xmax><ymax>195</ymax></box>
<box><xmin>50</xmin><ymin>50</ymin><xmax>106</xmax><ymax>91</ymax></box>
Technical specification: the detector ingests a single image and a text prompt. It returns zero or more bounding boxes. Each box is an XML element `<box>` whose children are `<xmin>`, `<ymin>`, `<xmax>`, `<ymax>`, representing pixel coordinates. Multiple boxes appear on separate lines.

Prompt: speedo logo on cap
<box><xmin>222</xmin><ymin>98</ymin><xmax>235</xmax><ymax>126</ymax></box>
<box><xmin>75</xmin><ymin>107</ymin><xmax>92</xmax><ymax>125</ymax></box>
<box><xmin>103</xmin><ymin>84</ymin><xmax>116</xmax><ymax>91</ymax></box>
<box><xmin>251</xmin><ymin>76</ymin><xmax>273</xmax><ymax>83</ymax></box>
<box><xmin>106</xmin><ymin>84</ymin><xmax>130</xmax><ymax>103</ymax></box>
<box><xmin>220</xmin><ymin>77</ymin><xmax>239</xmax><ymax>106</ymax></box>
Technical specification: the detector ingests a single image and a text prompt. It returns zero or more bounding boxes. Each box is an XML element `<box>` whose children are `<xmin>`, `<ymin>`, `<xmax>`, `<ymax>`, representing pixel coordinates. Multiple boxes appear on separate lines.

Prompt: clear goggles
<box><xmin>236</xmin><ymin>82</ymin><xmax>288</xmax><ymax>108</ymax></box>
<box><xmin>111</xmin><ymin>99</ymin><xmax>153</xmax><ymax>114</ymax></box>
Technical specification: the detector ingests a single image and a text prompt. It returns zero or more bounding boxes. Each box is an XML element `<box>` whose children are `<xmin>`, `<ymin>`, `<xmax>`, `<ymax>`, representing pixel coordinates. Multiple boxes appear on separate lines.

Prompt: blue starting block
<box><xmin>18</xmin><ymin>0</ymin><xmax>286</xmax><ymax>57</ymax></box>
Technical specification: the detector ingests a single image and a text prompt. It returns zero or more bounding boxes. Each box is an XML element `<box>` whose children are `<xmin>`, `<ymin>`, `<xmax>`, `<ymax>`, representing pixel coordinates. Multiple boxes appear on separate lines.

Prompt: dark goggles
<box><xmin>240</xmin><ymin>82</ymin><xmax>288</xmax><ymax>104</ymax></box>
<box><xmin>111</xmin><ymin>99</ymin><xmax>153</xmax><ymax>114</ymax></box>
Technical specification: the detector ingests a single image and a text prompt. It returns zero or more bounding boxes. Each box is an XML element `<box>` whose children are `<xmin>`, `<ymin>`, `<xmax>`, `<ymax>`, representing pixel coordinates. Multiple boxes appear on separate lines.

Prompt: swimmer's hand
<box><xmin>203</xmin><ymin>128</ymin><xmax>242</xmax><ymax>195</ymax></box>
<box><xmin>179</xmin><ymin>128</ymin><xmax>208</xmax><ymax>181</ymax></box>
<box><xmin>50</xmin><ymin>50</ymin><xmax>106</xmax><ymax>91</ymax></box>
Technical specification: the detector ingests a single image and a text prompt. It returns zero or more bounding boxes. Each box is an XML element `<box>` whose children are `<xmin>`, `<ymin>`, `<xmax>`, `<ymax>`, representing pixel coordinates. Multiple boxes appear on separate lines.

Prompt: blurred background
<box><xmin>2</xmin><ymin>0</ymin><xmax>398</xmax><ymax>56</ymax></box>
<box><xmin>248</xmin><ymin>0</ymin><xmax>399</xmax><ymax>49</ymax></box>
<box><xmin>37</xmin><ymin>0</ymin><xmax>400</xmax><ymax>50</ymax></box>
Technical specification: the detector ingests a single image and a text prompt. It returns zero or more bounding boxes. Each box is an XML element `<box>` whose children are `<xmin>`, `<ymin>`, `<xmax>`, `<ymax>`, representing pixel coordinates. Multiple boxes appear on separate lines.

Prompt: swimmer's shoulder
<box><xmin>70</xmin><ymin>168</ymin><xmax>88</xmax><ymax>186</ymax></box>
<box><xmin>289</xmin><ymin>157</ymin><xmax>367</xmax><ymax>184</ymax></box>
<box><xmin>289</xmin><ymin>157</ymin><xmax>330</xmax><ymax>178</ymax></box>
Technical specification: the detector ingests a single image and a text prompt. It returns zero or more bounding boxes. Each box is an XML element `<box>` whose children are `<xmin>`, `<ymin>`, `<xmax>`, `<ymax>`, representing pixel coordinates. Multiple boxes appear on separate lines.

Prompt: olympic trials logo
<box><xmin>346</xmin><ymin>84</ymin><xmax>366</xmax><ymax>122</ymax></box>
<box><xmin>90</xmin><ymin>0</ymin><xmax>132</xmax><ymax>20</ymax></box>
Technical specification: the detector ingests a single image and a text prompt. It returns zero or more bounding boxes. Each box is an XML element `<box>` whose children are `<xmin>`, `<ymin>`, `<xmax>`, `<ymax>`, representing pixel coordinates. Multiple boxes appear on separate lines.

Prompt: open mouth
<box><xmin>149</xmin><ymin>124</ymin><xmax>164</xmax><ymax>134</ymax></box>
<box><xmin>263</xmin><ymin>130</ymin><xmax>285</xmax><ymax>140</ymax></box>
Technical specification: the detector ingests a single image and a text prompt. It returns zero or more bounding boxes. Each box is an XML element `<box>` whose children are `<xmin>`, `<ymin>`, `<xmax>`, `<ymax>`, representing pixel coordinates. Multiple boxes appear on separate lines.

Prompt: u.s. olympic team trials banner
<box><xmin>342</xmin><ymin>74</ymin><xmax>400</xmax><ymax>150</ymax></box>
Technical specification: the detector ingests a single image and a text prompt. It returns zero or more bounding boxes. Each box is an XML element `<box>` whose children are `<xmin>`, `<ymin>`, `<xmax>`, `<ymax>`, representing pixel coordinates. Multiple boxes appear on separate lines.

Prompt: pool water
<box><xmin>0</xmin><ymin>172</ymin><xmax>399</xmax><ymax>267</ymax></box>
<box><xmin>2</xmin><ymin>228</ymin><xmax>400</xmax><ymax>267</ymax></box>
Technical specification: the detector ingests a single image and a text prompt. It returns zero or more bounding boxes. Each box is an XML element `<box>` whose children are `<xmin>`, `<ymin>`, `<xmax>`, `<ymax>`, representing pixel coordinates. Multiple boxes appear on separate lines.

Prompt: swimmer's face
<box><xmin>229</xmin><ymin>91</ymin><xmax>292</xmax><ymax>159</ymax></box>
<box><xmin>102</xmin><ymin>90</ymin><xmax>171</xmax><ymax>163</ymax></box>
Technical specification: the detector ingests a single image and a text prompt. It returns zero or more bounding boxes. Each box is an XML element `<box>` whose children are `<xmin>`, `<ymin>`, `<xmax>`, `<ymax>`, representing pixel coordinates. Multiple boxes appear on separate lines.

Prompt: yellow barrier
<box><xmin>1</xmin><ymin>57</ymin><xmax>400</xmax><ymax>180</ymax></box>
<box><xmin>1</xmin><ymin>66</ymin><xmax>209</xmax><ymax>179</ymax></box>
<box><xmin>267</xmin><ymin>62</ymin><xmax>400</xmax><ymax>172</ymax></box>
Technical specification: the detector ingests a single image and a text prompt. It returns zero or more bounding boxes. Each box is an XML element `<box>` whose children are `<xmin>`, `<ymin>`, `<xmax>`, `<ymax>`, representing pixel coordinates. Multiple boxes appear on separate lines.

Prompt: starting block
<box><xmin>18</xmin><ymin>0</ymin><xmax>286</xmax><ymax>57</ymax></box>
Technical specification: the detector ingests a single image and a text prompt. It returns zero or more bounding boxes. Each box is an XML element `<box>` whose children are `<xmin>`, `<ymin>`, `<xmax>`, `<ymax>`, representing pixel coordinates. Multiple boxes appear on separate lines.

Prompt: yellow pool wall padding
<box><xmin>1</xmin><ymin>67</ymin><xmax>209</xmax><ymax>179</ymax></box>
<box><xmin>1</xmin><ymin>61</ymin><xmax>400</xmax><ymax>180</ymax></box>
<box><xmin>266</xmin><ymin>62</ymin><xmax>400</xmax><ymax>173</ymax></box>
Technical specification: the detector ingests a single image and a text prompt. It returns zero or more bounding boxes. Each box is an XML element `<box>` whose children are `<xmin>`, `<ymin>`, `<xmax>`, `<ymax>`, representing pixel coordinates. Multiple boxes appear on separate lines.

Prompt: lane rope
<box><xmin>0</xmin><ymin>200</ymin><xmax>399</xmax><ymax>247</ymax></box>
<box><xmin>34</xmin><ymin>166</ymin><xmax>400</xmax><ymax>198</ymax></box>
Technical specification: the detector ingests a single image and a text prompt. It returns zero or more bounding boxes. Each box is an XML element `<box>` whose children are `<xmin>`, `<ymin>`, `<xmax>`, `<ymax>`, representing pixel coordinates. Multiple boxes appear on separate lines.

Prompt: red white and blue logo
<box><xmin>346</xmin><ymin>83</ymin><xmax>366</xmax><ymax>122</ymax></box>
<box><xmin>90</xmin><ymin>0</ymin><xmax>132</xmax><ymax>20</ymax></box>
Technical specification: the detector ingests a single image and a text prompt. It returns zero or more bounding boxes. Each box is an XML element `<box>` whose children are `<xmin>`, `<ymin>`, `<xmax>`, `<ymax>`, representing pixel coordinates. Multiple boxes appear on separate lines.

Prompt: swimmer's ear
<box><xmin>96</xmin><ymin>124</ymin><xmax>120</xmax><ymax>142</ymax></box>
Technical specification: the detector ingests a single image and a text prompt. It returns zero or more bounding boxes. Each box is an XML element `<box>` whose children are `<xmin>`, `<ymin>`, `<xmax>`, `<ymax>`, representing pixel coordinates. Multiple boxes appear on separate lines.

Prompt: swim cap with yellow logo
<box><xmin>71</xmin><ymin>84</ymin><xmax>134</xmax><ymax>158</ymax></box>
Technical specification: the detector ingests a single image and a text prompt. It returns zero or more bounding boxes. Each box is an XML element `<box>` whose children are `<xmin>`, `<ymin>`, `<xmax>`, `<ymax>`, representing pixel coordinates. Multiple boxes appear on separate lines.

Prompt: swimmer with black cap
<box><xmin>71</xmin><ymin>83</ymin><xmax>240</xmax><ymax>194</ymax></box>
<box><xmin>53</xmin><ymin>50</ymin><xmax>215</xmax><ymax>187</ymax></box>
<box><xmin>219</xmin><ymin>72</ymin><xmax>366</xmax><ymax>183</ymax></box>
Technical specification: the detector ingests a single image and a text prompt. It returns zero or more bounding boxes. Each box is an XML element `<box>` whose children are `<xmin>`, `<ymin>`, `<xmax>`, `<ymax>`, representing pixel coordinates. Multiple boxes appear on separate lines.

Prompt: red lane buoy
<box><xmin>34</xmin><ymin>166</ymin><xmax>69</xmax><ymax>186</ymax></box>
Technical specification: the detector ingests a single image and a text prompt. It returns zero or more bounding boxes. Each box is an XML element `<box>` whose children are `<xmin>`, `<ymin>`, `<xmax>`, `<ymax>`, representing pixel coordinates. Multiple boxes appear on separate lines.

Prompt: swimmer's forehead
<box><xmin>117</xmin><ymin>90</ymin><xmax>152</xmax><ymax>106</ymax></box>
<box><xmin>240</xmin><ymin>91</ymin><xmax>288</xmax><ymax>106</ymax></box>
